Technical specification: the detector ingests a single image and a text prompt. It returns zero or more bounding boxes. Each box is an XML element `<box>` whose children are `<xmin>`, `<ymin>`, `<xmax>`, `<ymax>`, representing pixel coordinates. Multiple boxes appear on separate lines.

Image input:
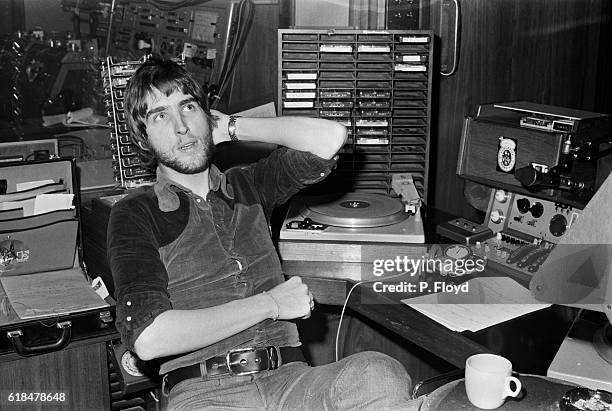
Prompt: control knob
<box><xmin>495</xmin><ymin>190</ymin><xmax>509</xmax><ymax>203</ymax></box>
<box><xmin>516</xmin><ymin>198</ymin><xmax>531</xmax><ymax>214</ymax></box>
<box><xmin>549</xmin><ymin>214</ymin><xmax>568</xmax><ymax>237</ymax></box>
<box><xmin>530</xmin><ymin>202</ymin><xmax>544</xmax><ymax>218</ymax></box>
<box><xmin>490</xmin><ymin>209</ymin><xmax>505</xmax><ymax>224</ymax></box>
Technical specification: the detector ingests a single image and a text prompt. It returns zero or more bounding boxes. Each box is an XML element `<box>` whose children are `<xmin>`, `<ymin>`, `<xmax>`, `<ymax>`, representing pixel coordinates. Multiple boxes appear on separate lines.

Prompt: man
<box><xmin>108</xmin><ymin>58</ymin><xmax>418</xmax><ymax>410</ymax></box>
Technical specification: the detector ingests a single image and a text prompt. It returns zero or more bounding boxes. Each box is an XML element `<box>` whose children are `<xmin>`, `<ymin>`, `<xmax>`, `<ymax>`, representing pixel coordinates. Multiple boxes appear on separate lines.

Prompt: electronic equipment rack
<box><xmin>101</xmin><ymin>57</ymin><xmax>151</xmax><ymax>189</ymax></box>
<box><xmin>277</xmin><ymin>29</ymin><xmax>433</xmax><ymax>199</ymax></box>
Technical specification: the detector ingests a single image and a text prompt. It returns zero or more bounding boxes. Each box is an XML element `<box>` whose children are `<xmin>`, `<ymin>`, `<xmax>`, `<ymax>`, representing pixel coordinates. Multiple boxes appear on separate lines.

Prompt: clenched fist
<box><xmin>266</xmin><ymin>276</ymin><xmax>314</xmax><ymax>320</ymax></box>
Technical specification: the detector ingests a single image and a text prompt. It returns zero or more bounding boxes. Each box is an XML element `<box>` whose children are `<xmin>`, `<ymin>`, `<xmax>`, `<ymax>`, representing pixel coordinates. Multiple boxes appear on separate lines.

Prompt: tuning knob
<box><xmin>549</xmin><ymin>214</ymin><xmax>567</xmax><ymax>237</ymax></box>
<box><xmin>490</xmin><ymin>209</ymin><xmax>505</xmax><ymax>224</ymax></box>
<box><xmin>495</xmin><ymin>190</ymin><xmax>509</xmax><ymax>203</ymax></box>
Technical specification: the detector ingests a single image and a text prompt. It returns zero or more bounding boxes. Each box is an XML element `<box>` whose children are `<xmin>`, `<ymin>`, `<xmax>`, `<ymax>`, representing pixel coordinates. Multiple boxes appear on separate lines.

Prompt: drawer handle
<box><xmin>6</xmin><ymin>321</ymin><xmax>72</xmax><ymax>357</ymax></box>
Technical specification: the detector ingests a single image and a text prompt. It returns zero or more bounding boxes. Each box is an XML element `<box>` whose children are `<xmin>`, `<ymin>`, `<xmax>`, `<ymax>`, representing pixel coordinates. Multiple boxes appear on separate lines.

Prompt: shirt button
<box><xmin>126</xmin><ymin>301</ymin><xmax>132</xmax><ymax>306</ymax></box>
<box><xmin>126</xmin><ymin>316</ymin><xmax>132</xmax><ymax>322</ymax></box>
<box><xmin>320</xmin><ymin>172</ymin><xmax>325</xmax><ymax>177</ymax></box>
<box><xmin>196</xmin><ymin>198</ymin><xmax>201</xmax><ymax>203</ymax></box>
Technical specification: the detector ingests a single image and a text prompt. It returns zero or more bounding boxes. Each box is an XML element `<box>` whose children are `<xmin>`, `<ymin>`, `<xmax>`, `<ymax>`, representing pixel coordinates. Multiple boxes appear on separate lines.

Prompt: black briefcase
<box><xmin>0</xmin><ymin>158</ymin><xmax>115</xmax><ymax>358</ymax></box>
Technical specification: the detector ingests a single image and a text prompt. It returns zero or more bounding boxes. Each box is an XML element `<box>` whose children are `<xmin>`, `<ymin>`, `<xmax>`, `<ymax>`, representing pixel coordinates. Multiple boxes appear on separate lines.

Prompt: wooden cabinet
<box><xmin>0</xmin><ymin>340</ymin><xmax>110</xmax><ymax>410</ymax></box>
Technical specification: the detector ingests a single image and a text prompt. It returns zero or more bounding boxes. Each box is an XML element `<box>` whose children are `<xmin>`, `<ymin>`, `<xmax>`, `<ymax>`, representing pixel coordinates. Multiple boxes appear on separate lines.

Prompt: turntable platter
<box><xmin>303</xmin><ymin>193</ymin><xmax>407</xmax><ymax>228</ymax></box>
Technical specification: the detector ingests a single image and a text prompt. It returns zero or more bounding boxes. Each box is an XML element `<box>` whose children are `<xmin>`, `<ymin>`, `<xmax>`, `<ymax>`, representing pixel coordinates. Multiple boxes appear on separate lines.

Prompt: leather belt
<box><xmin>164</xmin><ymin>346</ymin><xmax>304</xmax><ymax>394</ymax></box>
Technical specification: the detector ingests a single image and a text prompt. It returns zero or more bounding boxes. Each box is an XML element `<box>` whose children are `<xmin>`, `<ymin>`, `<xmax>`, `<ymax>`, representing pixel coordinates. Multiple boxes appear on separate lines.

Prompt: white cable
<box><xmin>335</xmin><ymin>280</ymin><xmax>362</xmax><ymax>362</ymax></box>
<box><xmin>334</xmin><ymin>271</ymin><xmax>415</xmax><ymax>362</ymax></box>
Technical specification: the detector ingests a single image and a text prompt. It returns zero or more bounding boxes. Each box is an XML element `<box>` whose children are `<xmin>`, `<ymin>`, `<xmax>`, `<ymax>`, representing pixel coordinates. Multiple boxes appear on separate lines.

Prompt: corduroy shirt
<box><xmin>107</xmin><ymin>147</ymin><xmax>336</xmax><ymax>374</ymax></box>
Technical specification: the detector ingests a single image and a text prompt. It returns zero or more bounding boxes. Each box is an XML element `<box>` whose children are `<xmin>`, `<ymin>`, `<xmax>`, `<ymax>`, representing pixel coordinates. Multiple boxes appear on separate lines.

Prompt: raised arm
<box><xmin>211</xmin><ymin>110</ymin><xmax>347</xmax><ymax>160</ymax></box>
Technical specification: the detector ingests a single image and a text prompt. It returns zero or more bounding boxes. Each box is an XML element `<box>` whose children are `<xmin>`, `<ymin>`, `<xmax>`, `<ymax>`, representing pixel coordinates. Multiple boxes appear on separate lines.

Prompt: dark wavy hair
<box><xmin>124</xmin><ymin>58</ymin><xmax>214</xmax><ymax>170</ymax></box>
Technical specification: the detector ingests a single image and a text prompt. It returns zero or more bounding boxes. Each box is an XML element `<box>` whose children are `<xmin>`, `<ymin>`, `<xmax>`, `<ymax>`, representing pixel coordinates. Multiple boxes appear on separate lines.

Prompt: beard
<box><xmin>153</xmin><ymin>133</ymin><xmax>215</xmax><ymax>175</ymax></box>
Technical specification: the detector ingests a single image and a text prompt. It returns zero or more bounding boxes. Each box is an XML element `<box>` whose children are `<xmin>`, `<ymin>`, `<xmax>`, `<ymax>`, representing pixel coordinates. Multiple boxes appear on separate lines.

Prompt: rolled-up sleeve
<box><xmin>246</xmin><ymin>148</ymin><xmax>338</xmax><ymax>217</ymax></box>
<box><xmin>107</xmin><ymin>197</ymin><xmax>172</xmax><ymax>350</ymax></box>
<box><xmin>278</xmin><ymin>148</ymin><xmax>338</xmax><ymax>186</ymax></box>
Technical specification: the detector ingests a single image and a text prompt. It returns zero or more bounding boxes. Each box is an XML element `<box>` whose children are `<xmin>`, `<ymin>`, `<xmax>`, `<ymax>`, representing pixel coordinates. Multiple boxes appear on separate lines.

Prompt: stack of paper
<box><xmin>401</xmin><ymin>277</ymin><xmax>551</xmax><ymax>332</ymax></box>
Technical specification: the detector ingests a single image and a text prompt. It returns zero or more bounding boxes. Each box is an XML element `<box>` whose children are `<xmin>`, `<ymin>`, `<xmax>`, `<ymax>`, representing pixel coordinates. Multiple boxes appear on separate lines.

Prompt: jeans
<box><xmin>167</xmin><ymin>351</ymin><xmax>423</xmax><ymax>410</ymax></box>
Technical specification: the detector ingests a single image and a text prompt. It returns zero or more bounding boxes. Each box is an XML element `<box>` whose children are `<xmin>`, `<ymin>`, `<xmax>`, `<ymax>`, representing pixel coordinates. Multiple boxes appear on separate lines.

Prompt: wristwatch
<box><xmin>228</xmin><ymin>115</ymin><xmax>240</xmax><ymax>142</ymax></box>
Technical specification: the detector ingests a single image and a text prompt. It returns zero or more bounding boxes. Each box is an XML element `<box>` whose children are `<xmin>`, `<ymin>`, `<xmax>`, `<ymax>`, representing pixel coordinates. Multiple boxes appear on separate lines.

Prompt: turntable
<box><xmin>278</xmin><ymin>192</ymin><xmax>425</xmax><ymax>263</ymax></box>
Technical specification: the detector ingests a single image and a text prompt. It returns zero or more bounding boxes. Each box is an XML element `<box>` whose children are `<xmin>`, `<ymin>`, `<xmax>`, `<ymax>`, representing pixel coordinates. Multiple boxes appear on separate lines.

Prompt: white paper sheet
<box><xmin>1</xmin><ymin>269</ymin><xmax>108</xmax><ymax>320</ymax></box>
<box><xmin>15</xmin><ymin>179</ymin><xmax>55</xmax><ymax>191</ymax></box>
<box><xmin>401</xmin><ymin>277</ymin><xmax>551</xmax><ymax>332</ymax></box>
<box><xmin>33</xmin><ymin>193</ymin><xmax>74</xmax><ymax>215</ymax></box>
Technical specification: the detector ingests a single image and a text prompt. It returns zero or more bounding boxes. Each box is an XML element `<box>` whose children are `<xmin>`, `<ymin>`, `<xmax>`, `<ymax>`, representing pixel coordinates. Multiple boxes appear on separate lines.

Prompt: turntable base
<box><xmin>280</xmin><ymin>213</ymin><xmax>423</xmax><ymax>243</ymax></box>
<box><xmin>278</xmin><ymin>193</ymin><xmax>425</xmax><ymax>263</ymax></box>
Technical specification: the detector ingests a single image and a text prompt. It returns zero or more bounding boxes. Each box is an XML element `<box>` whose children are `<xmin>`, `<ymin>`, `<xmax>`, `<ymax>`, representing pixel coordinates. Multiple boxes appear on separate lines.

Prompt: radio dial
<box><xmin>549</xmin><ymin>214</ymin><xmax>567</xmax><ymax>237</ymax></box>
<box><xmin>490</xmin><ymin>210</ymin><xmax>505</xmax><ymax>224</ymax></box>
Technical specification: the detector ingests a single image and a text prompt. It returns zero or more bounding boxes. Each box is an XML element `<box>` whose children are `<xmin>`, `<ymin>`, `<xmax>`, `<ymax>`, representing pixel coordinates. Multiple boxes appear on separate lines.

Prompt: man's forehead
<box><xmin>145</xmin><ymin>87</ymin><xmax>194</xmax><ymax>107</ymax></box>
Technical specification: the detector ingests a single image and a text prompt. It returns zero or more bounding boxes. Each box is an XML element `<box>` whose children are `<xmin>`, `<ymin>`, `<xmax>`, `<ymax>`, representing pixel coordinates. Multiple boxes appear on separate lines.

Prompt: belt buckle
<box><xmin>225</xmin><ymin>347</ymin><xmax>278</xmax><ymax>376</ymax></box>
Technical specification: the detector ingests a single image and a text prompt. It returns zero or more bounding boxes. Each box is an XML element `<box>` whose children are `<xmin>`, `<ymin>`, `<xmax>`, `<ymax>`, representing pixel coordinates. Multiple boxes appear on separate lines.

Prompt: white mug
<box><xmin>465</xmin><ymin>354</ymin><xmax>522</xmax><ymax>409</ymax></box>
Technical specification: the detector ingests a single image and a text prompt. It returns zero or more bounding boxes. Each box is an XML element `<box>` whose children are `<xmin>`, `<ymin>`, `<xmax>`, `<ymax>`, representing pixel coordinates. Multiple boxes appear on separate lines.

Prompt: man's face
<box><xmin>144</xmin><ymin>88</ymin><xmax>213</xmax><ymax>174</ymax></box>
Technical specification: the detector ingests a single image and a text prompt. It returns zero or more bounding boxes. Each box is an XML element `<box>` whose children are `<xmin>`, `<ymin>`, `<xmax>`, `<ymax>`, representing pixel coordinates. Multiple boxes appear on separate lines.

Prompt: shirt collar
<box><xmin>153</xmin><ymin>164</ymin><xmax>234</xmax><ymax>212</ymax></box>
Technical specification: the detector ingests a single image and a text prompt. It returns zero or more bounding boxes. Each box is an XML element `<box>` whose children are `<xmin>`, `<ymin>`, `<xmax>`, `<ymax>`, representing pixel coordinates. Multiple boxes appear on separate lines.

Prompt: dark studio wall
<box><xmin>24</xmin><ymin>0</ymin><xmax>73</xmax><ymax>32</ymax></box>
<box><xmin>0</xmin><ymin>0</ymin><xmax>25</xmax><ymax>35</ymax></box>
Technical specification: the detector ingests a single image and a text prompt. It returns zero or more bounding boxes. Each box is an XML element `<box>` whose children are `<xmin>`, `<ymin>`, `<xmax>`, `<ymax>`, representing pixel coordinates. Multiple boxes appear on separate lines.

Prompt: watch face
<box><xmin>444</xmin><ymin>244</ymin><xmax>471</xmax><ymax>259</ymax></box>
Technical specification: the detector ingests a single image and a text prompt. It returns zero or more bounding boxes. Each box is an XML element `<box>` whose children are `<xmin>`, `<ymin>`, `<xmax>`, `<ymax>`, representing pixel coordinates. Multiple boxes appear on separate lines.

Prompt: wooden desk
<box><xmin>283</xmin><ymin>260</ymin><xmax>577</xmax><ymax>375</ymax></box>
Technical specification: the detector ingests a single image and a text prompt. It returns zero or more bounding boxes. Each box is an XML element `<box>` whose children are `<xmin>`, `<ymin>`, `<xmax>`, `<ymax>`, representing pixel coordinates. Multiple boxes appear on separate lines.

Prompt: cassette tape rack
<box><xmin>278</xmin><ymin>29</ymin><xmax>433</xmax><ymax>199</ymax></box>
<box><xmin>101</xmin><ymin>56</ymin><xmax>183</xmax><ymax>189</ymax></box>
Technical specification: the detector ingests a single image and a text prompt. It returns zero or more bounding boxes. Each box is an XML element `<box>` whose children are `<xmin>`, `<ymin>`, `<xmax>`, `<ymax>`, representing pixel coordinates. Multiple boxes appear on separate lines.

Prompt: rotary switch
<box><xmin>495</xmin><ymin>190</ymin><xmax>509</xmax><ymax>203</ymax></box>
<box><xmin>549</xmin><ymin>214</ymin><xmax>567</xmax><ymax>237</ymax></box>
<box><xmin>490</xmin><ymin>209</ymin><xmax>505</xmax><ymax>224</ymax></box>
